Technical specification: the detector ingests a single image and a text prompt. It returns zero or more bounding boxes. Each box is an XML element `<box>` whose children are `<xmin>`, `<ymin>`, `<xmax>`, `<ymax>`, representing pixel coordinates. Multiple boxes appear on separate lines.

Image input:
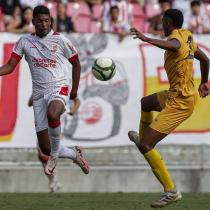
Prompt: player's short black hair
<box><xmin>191</xmin><ymin>0</ymin><xmax>201</xmax><ymax>7</ymax></box>
<box><xmin>164</xmin><ymin>9</ymin><xmax>183</xmax><ymax>28</ymax></box>
<box><xmin>33</xmin><ymin>5</ymin><xmax>50</xmax><ymax>18</ymax></box>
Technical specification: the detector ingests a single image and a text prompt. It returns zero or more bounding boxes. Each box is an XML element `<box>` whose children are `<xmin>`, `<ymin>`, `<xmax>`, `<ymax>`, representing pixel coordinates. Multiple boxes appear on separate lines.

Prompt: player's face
<box><xmin>111</xmin><ymin>9</ymin><xmax>119</xmax><ymax>21</ymax></box>
<box><xmin>33</xmin><ymin>14</ymin><xmax>51</xmax><ymax>37</ymax></box>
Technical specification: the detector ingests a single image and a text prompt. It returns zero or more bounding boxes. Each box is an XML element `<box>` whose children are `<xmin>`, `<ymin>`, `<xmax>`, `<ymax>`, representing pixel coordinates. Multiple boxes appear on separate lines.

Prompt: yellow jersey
<box><xmin>164</xmin><ymin>29</ymin><xmax>197</xmax><ymax>96</ymax></box>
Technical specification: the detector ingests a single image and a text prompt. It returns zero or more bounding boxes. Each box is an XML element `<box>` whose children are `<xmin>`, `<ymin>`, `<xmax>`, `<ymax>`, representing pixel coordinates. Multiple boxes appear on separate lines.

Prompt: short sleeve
<box><xmin>62</xmin><ymin>36</ymin><xmax>78</xmax><ymax>63</ymax></box>
<box><xmin>12</xmin><ymin>38</ymin><xmax>24</xmax><ymax>62</ymax></box>
<box><xmin>168</xmin><ymin>30</ymin><xmax>182</xmax><ymax>44</ymax></box>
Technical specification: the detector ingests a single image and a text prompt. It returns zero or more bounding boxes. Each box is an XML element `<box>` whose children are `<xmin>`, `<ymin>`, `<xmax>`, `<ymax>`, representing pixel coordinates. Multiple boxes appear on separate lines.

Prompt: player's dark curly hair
<box><xmin>164</xmin><ymin>9</ymin><xmax>183</xmax><ymax>28</ymax></box>
<box><xmin>33</xmin><ymin>5</ymin><xmax>50</xmax><ymax>18</ymax></box>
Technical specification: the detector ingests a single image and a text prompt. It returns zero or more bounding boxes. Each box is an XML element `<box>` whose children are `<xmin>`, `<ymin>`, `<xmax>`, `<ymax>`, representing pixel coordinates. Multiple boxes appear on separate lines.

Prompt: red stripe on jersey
<box><xmin>11</xmin><ymin>52</ymin><xmax>22</xmax><ymax>62</ymax></box>
<box><xmin>48</xmin><ymin>120</ymin><xmax>61</xmax><ymax>128</ymax></box>
<box><xmin>59</xmin><ymin>86</ymin><xmax>69</xmax><ymax>96</ymax></box>
<box><xmin>68</xmin><ymin>54</ymin><xmax>78</xmax><ymax>63</ymax></box>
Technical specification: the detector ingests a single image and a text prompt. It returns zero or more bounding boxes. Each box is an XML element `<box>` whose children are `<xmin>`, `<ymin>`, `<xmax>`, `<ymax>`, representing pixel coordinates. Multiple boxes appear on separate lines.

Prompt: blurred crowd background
<box><xmin>1</xmin><ymin>0</ymin><xmax>210</xmax><ymax>37</ymax></box>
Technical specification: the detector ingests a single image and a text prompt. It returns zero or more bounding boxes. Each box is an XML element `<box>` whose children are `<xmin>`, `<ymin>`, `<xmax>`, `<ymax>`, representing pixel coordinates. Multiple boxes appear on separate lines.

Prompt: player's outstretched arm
<box><xmin>70</xmin><ymin>57</ymin><xmax>81</xmax><ymax>100</ymax></box>
<box><xmin>130</xmin><ymin>28</ymin><xmax>180</xmax><ymax>51</ymax></box>
<box><xmin>0</xmin><ymin>58</ymin><xmax>19</xmax><ymax>76</ymax></box>
<box><xmin>194</xmin><ymin>47</ymin><xmax>210</xmax><ymax>97</ymax></box>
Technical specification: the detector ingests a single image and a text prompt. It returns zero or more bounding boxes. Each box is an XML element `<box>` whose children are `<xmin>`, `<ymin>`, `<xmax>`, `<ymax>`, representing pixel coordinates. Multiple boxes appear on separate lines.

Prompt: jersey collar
<box><xmin>35</xmin><ymin>30</ymin><xmax>53</xmax><ymax>39</ymax></box>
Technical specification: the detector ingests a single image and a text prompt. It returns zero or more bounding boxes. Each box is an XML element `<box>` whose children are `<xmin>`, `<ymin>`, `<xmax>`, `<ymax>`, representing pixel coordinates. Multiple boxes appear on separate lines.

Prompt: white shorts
<box><xmin>33</xmin><ymin>85</ymin><xmax>70</xmax><ymax>132</ymax></box>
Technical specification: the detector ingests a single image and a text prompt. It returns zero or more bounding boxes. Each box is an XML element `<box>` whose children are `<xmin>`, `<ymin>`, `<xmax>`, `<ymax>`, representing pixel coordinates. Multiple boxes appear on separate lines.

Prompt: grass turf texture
<box><xmin>0</xmin><ymin>193</ymin><xmax>209</xmax><ymax>210</ymax></box>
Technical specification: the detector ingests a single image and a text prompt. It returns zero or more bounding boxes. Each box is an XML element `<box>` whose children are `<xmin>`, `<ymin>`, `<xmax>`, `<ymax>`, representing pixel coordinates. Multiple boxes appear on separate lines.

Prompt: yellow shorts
<box><xmin>149</xmin><ymin>90</ymin><xmax>197</xmax><ymax>134</ymax></box>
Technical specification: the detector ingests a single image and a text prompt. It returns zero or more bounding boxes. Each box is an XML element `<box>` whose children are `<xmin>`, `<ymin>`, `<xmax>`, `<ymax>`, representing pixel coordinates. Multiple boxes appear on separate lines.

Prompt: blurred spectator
<box><xmin>1</xmin><ymin>0</ymin><xmax>20</xmax><ymax>25</ymax></box>
<box><xmin>6</xmin><ymin>6</ymin><xmax>34</xmax><ymax>33</ymax></box>
<box><xmin>54</xmin><ymin>2</ymin><xmax>74</xmax><ymax>33</ymax></box>
<box><xmin>148</xmin><ymin>0</ymin><xmax>171</xmax><ymax>36</ymax></box>
<box><xmin>5</xmin><ymin>5</ymin><xmax>21</xmax><ymax>29</ymax></box>
<box><xmin>19</xmin><ymin>0</ymin><xmax>44</xmax><ymax>8</ymax></box>
<box><xmin>188</xmin><ymin>0</ymin><xmax>210</xmax><ymax>34</ymax></box>
<box><xmin>172</xmin><ymin>0</ymin><xmax>191</xmax><ymax>28</ymax></box>
<box><xmin>103</xmin><ymin>0</ymin><xmax>133</xmax><ymax>27</ymax></box>
<box><xmin>102</xmin><ymin>5</ymin><xmax>130</xmax><ymax>41</ymax></box>
<box><xmin>86</xmin><ymin>0</ymin><xmax>103</xmax><ymax>9</ymax></box>
<box><xmin>145</xmin><ymin>0</ymin><xmax>158</xmax><ymax>3</ymax></box>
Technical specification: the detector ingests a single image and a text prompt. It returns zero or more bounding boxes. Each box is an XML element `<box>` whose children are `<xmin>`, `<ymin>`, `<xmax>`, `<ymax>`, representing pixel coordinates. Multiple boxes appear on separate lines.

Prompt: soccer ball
<box><xmin>92</xmin><ymin>57</ymin><xmax>116</xmax><ymax>81</ymax></box>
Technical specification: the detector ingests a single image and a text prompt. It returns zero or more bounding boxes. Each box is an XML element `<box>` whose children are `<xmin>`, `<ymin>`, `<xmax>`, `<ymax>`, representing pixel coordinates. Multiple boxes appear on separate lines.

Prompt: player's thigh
<box><xmin>141</xmin><ymin>91</ymin><xmax>167</xmax><ymax>112</ymax></box>
<box><xmin>150</xmin><ymin>94</ymin><xmax>195</xmax><ymax>135</ymax></box>
<box><xmin>47</xmin><ymin>86</ymin><xmax>69</xmax><ymax>121</ymax></box>
<box><xmin>37</xmin><ymin>129</ymin><xmax>51</xmax><ymax>156</ymax></box>
<box><xmin>140</xmin><ymin>126</ymin><xmax>167</xmax><ymax>153</ymax></box>
<box><xmin>33</xmin><ymin>98</ymin><xmax>48</xmax><ymax>133</ymax></box>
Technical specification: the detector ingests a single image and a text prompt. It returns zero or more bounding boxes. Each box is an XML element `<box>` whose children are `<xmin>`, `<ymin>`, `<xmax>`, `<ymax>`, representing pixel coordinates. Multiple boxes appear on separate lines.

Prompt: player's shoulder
<box><xmin>51</xmin><ymin>31</ymin><xmax>63</xmax><ymax>39</ymax></box>
<box><xmin>15</xmin><ymin>33</ymin><xmax>33</xmax><ymax>45</ymax></box>
<box><xmin>50</xmin><ymin>32</ymin><xmax>70</xmax><ymax>42</ymax></box>
<box><xmin>181</xmin><ymin>29</ymin><xmax>193</xmax><ymax>36</ymax></box>
<box><xmin>168</xmin><ymin>29</ymin><xmax>193</xmax><ymax>41</ymax></box>
<box><xmin>19</xmin><ymin>33</ymin><xmax>37</xmax><ymax>41</ymax></box>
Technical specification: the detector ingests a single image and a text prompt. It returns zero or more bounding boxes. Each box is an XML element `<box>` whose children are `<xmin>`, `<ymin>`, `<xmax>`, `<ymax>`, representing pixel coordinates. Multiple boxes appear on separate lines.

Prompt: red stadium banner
<box><xmin>0</xmin><ymin>43</ymin><xmax>20</xmax><ymax>141</ymax></box>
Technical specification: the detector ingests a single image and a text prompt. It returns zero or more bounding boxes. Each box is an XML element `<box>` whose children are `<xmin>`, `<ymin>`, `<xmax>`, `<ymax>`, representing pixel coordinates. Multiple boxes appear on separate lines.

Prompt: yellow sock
<box><xmin>144</xmin><ymin>149</ymin><xmax>175</xmax><ymax>192</ymax></box>
<box><xmin>139</xmin><ymin>111</ymin><xmax>153</xmax><ymax>141</ymax></box>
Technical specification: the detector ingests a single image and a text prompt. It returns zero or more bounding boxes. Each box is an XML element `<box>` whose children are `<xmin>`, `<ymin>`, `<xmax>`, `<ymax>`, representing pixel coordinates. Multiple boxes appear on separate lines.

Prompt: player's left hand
<box><xmin>198</xmin><ymin>83</ymin><xmax>210</xmax><ymax>98</ymax></box>
<box><xmin>130</xmin><ymin>28</ymin><xmax>148</xmax><ymax>42</ymax></box>
<box><xmin>68</xmin><ymin>97</ymin><xmax>81</xmax><ymax>115</ymax></box>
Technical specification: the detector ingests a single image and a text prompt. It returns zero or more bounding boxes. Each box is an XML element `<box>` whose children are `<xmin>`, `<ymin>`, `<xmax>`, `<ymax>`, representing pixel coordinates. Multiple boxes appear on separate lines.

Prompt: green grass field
<box><xmin>0</xmin><ymin>193</ymin><xmax>209</xmax><ymax>210</ymax></box>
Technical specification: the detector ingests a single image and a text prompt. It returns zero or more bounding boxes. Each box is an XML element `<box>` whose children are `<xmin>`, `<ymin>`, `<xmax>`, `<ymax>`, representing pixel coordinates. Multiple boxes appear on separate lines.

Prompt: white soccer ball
<box><xmin>92</xmin><ymin>57</ymin><xmax>116</xmax><ymax>81</ymax></box>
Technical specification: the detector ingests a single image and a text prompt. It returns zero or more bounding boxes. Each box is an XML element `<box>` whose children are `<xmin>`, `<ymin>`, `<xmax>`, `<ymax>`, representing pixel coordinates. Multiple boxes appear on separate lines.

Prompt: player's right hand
<box><xmin>130</xmin><ymin>28</ymin><xmax>148</xmax><ymax>42</ymax></box>
<box><xmin>198</xmin><ymin>83</ymin><xmax>210</xmax><ymax>98</ymax></box>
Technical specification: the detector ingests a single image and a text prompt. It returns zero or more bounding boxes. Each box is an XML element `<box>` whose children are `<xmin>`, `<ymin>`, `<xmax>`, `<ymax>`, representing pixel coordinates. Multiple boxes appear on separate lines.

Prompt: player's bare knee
<box><xmin>139</xmin><ymin>142</ymin><xmax>153</xmax><ymax>154</ymax></box>
<box><xmin>47</xmin><ymin>111</ymin><xmax>60</xmax><ymax>122</ymax></box>
<box><xmin>141</xmin><ymin>97</ymin><xmax>150</xmax><ymax>112</ymax></box>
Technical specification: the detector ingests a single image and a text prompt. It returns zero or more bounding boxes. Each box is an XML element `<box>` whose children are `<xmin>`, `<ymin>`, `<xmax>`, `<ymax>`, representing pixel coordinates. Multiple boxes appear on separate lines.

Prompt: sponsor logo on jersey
<box><xmin>32</xmin><ymin>58</ymin><xmax>57</xmax><ymax>68</ymax></box>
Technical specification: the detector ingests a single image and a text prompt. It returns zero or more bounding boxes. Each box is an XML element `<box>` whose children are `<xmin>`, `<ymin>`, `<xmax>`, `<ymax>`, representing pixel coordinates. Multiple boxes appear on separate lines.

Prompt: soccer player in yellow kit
<box><xmin>129</xmin><ymin>9</ymin><xmax>209</xmax><ymax>208</ymax></box>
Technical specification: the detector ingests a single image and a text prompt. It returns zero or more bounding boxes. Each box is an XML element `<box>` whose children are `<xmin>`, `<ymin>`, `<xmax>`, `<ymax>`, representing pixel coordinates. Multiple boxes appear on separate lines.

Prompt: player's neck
<box><xmin>35</xmin><ymin>30</ymin><xmax>51</xmax><ymax>38</ymax></box>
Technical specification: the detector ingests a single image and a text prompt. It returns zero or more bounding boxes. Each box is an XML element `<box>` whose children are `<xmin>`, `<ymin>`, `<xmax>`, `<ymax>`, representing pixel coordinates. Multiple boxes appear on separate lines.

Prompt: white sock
<box><xmin>58</xmin><ymin>145</ymin><xmax>76</xmax><ymax>160</ymax></box>
<box><xmin>48</xmin><ymin>125</ymin><xmax>61</xmax><ymax>157</ymax></box>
